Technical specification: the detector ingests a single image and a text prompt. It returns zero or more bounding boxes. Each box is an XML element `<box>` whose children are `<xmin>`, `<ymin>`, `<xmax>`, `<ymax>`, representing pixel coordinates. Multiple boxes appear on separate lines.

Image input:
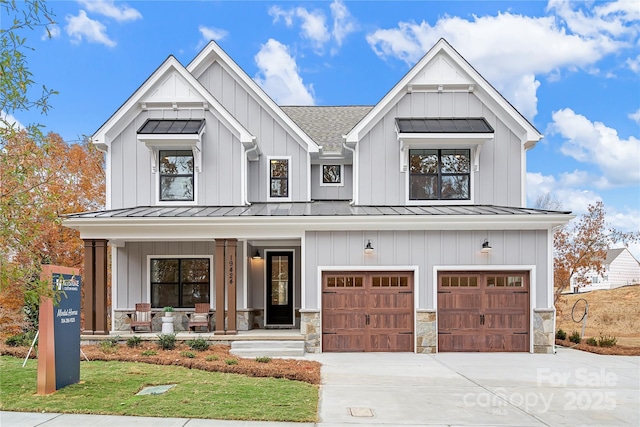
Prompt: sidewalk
<box><xmin>3</xmin><ymin>347</ymin><xmax>639</xmax><ymax>426</ymax></box>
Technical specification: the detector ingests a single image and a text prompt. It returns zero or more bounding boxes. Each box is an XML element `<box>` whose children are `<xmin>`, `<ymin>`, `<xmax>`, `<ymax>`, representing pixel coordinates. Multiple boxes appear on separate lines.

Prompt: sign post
<box><xmin>37</xmin><ymin>265</ymin><xmax>81</xmax><ymax>394</ymax></box>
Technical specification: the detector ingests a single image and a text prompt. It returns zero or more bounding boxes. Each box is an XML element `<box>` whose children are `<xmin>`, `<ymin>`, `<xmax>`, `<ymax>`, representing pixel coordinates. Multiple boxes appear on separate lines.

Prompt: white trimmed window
<box><xmin>268</xmin><ymin>156</ymin><xmax>291</xmax><ymax>201</ymax></box>
<box><xmin>159</xmin><ymin>150</ymin><xmax>194</xmax><ymax>202</ymax></box>
<box><xmin>409</xmin><ymin>149</ymin><xmax>470</xmax><ymax>200</ymax></box>
<box><xmin>149</xmin><ymin>257</ymin><xmax>212</xmax><ymax>308</ymax></box>
<box><xmin>320</xmin><ymin>164</ymin><xmax>344</xmax><ymax>187</ymax></box>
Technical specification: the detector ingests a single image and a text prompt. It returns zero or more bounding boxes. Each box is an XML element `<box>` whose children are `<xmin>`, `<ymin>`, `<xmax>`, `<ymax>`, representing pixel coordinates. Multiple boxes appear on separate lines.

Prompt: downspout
<box><xmin>244</xmin><ymin>142</ymin><xmax>260</xmax><ymax>206</ymax></box>
<box><xmin>342</xmin><ymin>139</ymin><xmax>357</xmax><ymax>206</ymax></box>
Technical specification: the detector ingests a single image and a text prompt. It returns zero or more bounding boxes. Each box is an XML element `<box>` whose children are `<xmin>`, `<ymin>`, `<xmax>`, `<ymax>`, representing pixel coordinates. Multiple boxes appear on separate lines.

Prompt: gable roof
<box><xmin>281</xmin><ymin>106</ymin><xmax>372</xmax><ymax>154</ymax></box>
<box><xmin>187</xmin><ymin>41</ymin><xmax>320</xmax><ymax>154</ymax></box>
<box><xmin>345</xmin><ymin>38</ymin><xmax>542</xmax><ymax>147</ymax></box>
<box><xmin>91</xmin><ymin>56</ymin><xmax>255</xmax><ymax>151</ymax></box>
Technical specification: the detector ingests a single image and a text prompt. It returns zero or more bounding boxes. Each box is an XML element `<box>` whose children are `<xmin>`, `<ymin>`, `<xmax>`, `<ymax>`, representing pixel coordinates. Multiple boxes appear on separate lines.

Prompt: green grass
<box><xmin>0</xmin><ymin>356</ymin><xmax>317</xmax><ymax>422</ymax></box>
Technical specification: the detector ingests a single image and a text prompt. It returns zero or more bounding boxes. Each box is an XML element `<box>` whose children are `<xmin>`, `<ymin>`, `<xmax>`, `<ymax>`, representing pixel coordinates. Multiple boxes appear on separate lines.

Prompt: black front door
<box><xmin>266</xmin><ymin>251</ymin><xmax>294</xmax><ymax>325</ymax></box>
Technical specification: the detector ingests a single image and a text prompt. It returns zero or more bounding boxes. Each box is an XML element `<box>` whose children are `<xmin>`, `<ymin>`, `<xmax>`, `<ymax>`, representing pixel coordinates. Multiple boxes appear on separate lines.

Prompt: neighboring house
<box><xmin>571</xmin><ymin>248</ymin><xmax>640</xmax><ymax>293</ymax></box>
<box><xmin>65</xmin><ymin>38</ymin><xmax>572</xmax><ymax>354</ymax></box>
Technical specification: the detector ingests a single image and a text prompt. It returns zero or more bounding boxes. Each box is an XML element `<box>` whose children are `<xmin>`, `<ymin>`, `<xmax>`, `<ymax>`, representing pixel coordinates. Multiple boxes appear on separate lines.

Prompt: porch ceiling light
<box><xmin>364</xmin><ymin>240</ymin><xmax>374</xmax><ymax>254</ymax></box>
<box><xmin>252</xmin><ymin>249</ymin><xmax>262</xmax><ymax>260</ymax></box>
<box><xmin>481</xmin><ymin>239</ymin><xmax>492</xmax><ymax>254</ymax></box>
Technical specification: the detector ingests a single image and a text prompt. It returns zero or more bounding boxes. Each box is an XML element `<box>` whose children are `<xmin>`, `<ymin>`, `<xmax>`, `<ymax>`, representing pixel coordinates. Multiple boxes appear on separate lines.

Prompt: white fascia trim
<box><xmin>345</xmin><ymin>39</ymin><xmax>541</xmax><ymax>144</ymax></box>
<box><xmin>64</xmin><ymin>214</ymin><xmax>573</xmax><ymax>241</ymax></box>
<box><xmin>186</xmin><ymin>41</ymin><xmax>319</xmax><ymax>154</ymax></box>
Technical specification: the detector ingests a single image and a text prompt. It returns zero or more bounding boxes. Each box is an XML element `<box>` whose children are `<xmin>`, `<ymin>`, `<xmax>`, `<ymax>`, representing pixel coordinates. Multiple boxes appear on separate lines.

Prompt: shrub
<box><xmin>555</xmin><ymin>329</ymin><xmax>567</xmax><ymax>340</ymax></box>
<box><xmin>255</xmin><ymin>356</ymin><xmax>271</xmax><ymax>363</ymax></box>
<box><xmin>569</xmin><ymin>331</ymin><xmax>581</xmax><ymax>344</ymax></box>
<box><xmin>99</xmin><ymin>336</ymin><xmax>120</xmax><ymax>352</ymax></box>
<box><xmin>205</xmin><ymin>355</ymin><xmax>219</xmax><ymax>361</ymax></box>
<box><xmin>141</xmin><ymin>350</ymin><xmax>158</xmax><ymax>356</ymax></box>
<box><xmin>585</xmin><ymin>337</ymin><xmax>598</xmax><ymax>346</ymax></box>
<box><xmin>5</xmin><ymin>331</ymin><xmax>35</xmax><ymax>347</ymax></box>
<box><xmin>126</xmin><ymin>336</ymin><xmax>142</xmax><ymax>348</ymax></box>
<box><xmin>225</xmin><ymin>358</ymin><xmax>238</xmax><ymax>365</ymax></box>
<box><xmin>597</xmin><ymin>335</ymin><xmax>617</xmax><ymax>347</ymax></box>
<box><xmin>180</xmin><ymin>351</ymin><xmax>196</xmax><ymax>358</ymax></box>
<box><xmin>186</xmin><ymin>337</ymin><xmax>209</xmax><ymax>351</ymax></box>
<box><xmin>157</xmin><ymin>333</ymin><xmax>176</xmax><ymax>350</ymax></box>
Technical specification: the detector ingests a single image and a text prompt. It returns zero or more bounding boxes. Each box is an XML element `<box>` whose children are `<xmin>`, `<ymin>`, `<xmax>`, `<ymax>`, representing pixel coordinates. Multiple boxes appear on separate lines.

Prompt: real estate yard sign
<box><xmin>37</xmin><ymin>265</ymin><xmax>81</xmax><ymax>394</ymax></box>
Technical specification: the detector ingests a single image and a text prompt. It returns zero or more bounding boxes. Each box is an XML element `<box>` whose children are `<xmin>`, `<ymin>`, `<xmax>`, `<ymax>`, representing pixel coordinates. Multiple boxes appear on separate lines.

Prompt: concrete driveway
<box><xmin>308</xmin><ymin>347</ymin><xmax>640</xmax><ymax>426</ymax></box>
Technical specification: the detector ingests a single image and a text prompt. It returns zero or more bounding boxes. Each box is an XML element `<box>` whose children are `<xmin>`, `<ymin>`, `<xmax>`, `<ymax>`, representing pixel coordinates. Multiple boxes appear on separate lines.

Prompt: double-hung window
<box><xmin>159</xmin><ymin>150</ymin><xmax>194</xmax><ymax>201</ymax></box>
<box><xmin>150</xmin><ymin>258</ymin><xmax>210</xmax><ymax>308</ymax></box>
<box><xmin>409</xmin><ymin>149</ymin><xmax>470</xmax><ymax>200</ymax></box>
<box><xmin>269</xmin><ymin>157</ymin><xmax>290</xmax><ymax>199</ymax></box>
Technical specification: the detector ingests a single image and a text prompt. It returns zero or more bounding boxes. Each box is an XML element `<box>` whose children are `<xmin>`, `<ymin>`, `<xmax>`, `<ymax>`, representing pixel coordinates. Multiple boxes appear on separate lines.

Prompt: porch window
<box><xmin>159</xmin><ymin>150</ymin><xmax>194</xmax><ymax>201</ymax></box>
<box><xmin>269</xmin><ymin>157</ymin><xmax>289</xmax><ymax>199</ymax></box>
<box><xmin>409</xmin><ymin>149</ymin><xmax>470</xmax><ymax>200</ymax></box>
<box><xmin>150</xmin><ymin>258</ymin><xmax>210</xmax><ymax>308</ymax></box>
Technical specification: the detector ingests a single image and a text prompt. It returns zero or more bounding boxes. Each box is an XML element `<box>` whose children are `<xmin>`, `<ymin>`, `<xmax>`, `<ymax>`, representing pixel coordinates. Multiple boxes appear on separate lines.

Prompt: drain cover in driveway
<box><xmin>136</xmin><ymin>384</ymin><xmax>176</xmax><ymax>395</ymax></box>
<box><xmin>349</xmin><ymin>407</ymin><xmax>374</xmax><ymax>417</ymax></box>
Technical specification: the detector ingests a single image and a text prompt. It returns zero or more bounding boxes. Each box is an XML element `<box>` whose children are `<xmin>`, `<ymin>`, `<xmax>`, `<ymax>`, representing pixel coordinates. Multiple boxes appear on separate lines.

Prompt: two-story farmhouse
<box><xmin>65</xmin><ymin>38</ymin><xmax>572</xmax><ymax>353</ymax></box>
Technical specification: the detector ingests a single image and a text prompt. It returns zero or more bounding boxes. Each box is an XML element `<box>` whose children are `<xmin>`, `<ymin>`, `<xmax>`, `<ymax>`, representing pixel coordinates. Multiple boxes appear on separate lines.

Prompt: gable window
<box><xmin>150</xmin><ymin>258</ymin><xmax>210</xmax><ymax>308</ymax></box>
<box><xmin>409</xmin><ymin>149</ymin><xmax>470</xmax><ymax>200</ymax></box>
<box><xmin>159</xmin><ymin>150</ymin><xmax>194</xmax><ymax>201</ymax></box>
<box><xmin>321</xmin><ymin>164</ymin><xmax>343</xmax><ymax>186</ymax></box>
<box><xmin>270</xmin><ymin>158</ymin><xmax>289</xmax><ymax>198</ymax></box>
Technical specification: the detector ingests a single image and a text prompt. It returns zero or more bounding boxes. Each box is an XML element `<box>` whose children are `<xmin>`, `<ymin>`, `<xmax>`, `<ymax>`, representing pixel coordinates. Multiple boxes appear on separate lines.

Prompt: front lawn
<box><xmin>0</xmin><ymin>356</ymin><xmax>318</xmax><ymax>422</ymax></box>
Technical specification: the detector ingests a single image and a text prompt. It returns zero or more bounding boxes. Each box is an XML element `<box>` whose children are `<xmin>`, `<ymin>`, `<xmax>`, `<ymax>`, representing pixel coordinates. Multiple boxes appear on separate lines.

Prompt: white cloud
<box><xmin>627</xmin><ymin>54</ymin><xmax>640</xmax><ymax>72</ymax></box>
<box><xmin>197</xmin><ymin>25</ymin><xmax>228</xmax><ymax>48</ymax></box>
<box><xmin>295</xmin><ymin>8</ymin><xmax>330</xmax><ymax>52</ymax></box>
<box><xmin>269</xmin><ymin>5</ymin><xmax>294</xmax><ymax>27</ymax></box>
<box><xmin>65</xmin><ymin>10</ymin><xmax>116</xmax><ymax>47</ymax></box>
<box><xmin>526</xmin><ymin>172</ymin><xmax>602</xmax><ymax>214</ymax></box>
<box><xmin>629</xmin><ymin>108</ymin><xmax>640</xmax><ymax>124</ymax></box>
<box><xmin>76</xmin><ymin>0</ymin><xmax>142</xmax><ymax>22</ymax></box>
<box><xmin>254</xmin><ymin>39</ymin><xmax>315</xmax><ymax>105</ymax></box>
<box><xmin>0</xmin><ymin>111</ymin><xmax>25</xmax><ymax>130</ymax></box>
<box><xmin>270</xmin><ymin>1</ymin><xmax>355</xmax><ymax>54</ymax></box>
<box><xmin>551</xmin><ymin>108</ymin><xmax>640</xmax><ymax>187</ymax></box>
<box><xmin>547</xmin><ymin>0</ymin><xmax>639</xmax><ymax>38</ymax></box>
<box><xmin>330</xmin><ymin>0</ymin><xmax>357</xmax><ymax>47</ymax></box>
<box><xmin>41</xmin><ymin>25</ymin><xmax>60</xmax><ymax>40</ymax></box>
<box><xmin>365</xmin><ymin>3</ymin><xmax>636</xmax><ymax>120</ymax></box>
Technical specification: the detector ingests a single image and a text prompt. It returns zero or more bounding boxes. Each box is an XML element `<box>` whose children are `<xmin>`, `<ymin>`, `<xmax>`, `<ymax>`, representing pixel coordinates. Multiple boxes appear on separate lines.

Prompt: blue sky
<box><xmin>5</xmin><ymin>0</ymin><xmax>640</xmax><ymax>255</ymax></box>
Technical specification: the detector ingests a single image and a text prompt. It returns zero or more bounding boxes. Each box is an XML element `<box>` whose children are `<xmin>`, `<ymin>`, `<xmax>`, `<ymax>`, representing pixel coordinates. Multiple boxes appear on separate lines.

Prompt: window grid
<box><xmin>150</xmin><ymin>258</ymin><xmax>210</xmax><ymax>308</ymax></box>
<box><xmin>409</xmin><ymin>149</ymin><xmax>470</xmax><ymax>200</ymax></box>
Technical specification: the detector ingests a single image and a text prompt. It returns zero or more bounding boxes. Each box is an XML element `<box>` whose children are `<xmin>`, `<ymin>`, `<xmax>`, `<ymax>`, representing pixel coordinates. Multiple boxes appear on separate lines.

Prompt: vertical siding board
<box><xmin>494</xmin><ymin>120</ymin><xmax>509</xmax><ymax>206</ymax></box>
<box><xmin>509</xmin><ymin>130</ymin><xmax>522</xmax><ymax>205</ymax></box>
<box><xmin>304</xmin><ymin>232</ymin><xmax>318</xmax><ymax>308</ymax></box>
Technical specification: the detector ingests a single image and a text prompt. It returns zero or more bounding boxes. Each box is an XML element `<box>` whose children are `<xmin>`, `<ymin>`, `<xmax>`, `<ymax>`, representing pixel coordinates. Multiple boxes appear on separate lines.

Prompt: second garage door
<box><xmin>322</xmin><ymin>271</ymin><xmax>414</xmax><ymax>352</ymax></box>
<box><xmin>438</xmin><ymin>271</ymin><xmax>530</xmax><ymax>352</ymax></box>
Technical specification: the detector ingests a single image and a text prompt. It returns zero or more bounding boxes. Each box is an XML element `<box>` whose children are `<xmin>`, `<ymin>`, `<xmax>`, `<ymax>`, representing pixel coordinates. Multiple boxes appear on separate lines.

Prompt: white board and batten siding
<box><xmin>304</xmin><ymin>229</ymin><xmax>550</xmax><ymax>309</ymax></box>
<box><xmin>197</xmin><ymin>61</ymin><xmax>310</xmax><ymax>203</ymax></box>
<box><xmin>357</xmin><ymin>91</ymin><xmax>524</xmax><ymax>207</ymax></box>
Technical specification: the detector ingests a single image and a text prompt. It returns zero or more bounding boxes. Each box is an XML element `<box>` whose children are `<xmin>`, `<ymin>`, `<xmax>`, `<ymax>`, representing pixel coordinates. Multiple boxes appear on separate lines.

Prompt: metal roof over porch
<box><xmin>66</xmin><ymin>201</ymin><xmax>570</xmax><ymax>219</ymax></box>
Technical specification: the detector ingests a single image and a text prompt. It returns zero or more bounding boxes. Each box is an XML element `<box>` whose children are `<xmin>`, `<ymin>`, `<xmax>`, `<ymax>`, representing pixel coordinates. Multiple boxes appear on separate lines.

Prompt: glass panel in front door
<box><xmin>271</xmin><ymin>256</ymin><xmax>289</xmax><ymax>306</ymax></box>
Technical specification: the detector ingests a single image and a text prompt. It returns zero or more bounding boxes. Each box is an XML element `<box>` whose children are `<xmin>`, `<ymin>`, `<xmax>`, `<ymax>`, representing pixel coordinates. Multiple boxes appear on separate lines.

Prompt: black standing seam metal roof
<box><xmin>65</xmin><ymin>202</ymin><xmax>570</xmax><ymax>219</ymax></box>
<box><xmin>396</xmin><ymin>118</ymin><xmax>494</xmax><ymax>133</ymax></box>
<box><xmin>137</xmin><ymin>119</ymin><xmax>205</xmax><ymax>134</ymax></box>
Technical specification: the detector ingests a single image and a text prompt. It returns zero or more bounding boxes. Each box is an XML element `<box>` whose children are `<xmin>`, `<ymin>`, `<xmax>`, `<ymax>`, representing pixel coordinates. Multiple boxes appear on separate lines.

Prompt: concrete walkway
<box><xmin>2</xmin><ymin>347</ymin><xmax>638</xmax><ymax>426</ymax></box>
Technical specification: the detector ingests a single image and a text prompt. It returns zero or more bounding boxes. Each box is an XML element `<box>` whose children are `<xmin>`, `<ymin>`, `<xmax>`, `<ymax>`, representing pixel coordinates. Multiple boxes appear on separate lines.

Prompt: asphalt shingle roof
<box><xmin>281</xmin><ymin>106</ymin><xmax>373</xmax><ymax>154</ymax></box>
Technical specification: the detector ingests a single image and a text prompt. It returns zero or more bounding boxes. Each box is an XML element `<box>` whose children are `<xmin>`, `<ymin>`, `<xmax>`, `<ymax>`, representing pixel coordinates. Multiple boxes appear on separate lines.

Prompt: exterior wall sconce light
<box><xmin>252</xmin><ymin>249</ymin><xmax>262</xmax><ymax>259</ymax></box>
<box><xmin>364</xmin><ymin>240</ymin><xmax>374</xmax><ymax>254</ymax></box>
<box><xmin>481</xmin><ymin>239</ymin><xmax>492</xmax><ymax>254</ymax></box>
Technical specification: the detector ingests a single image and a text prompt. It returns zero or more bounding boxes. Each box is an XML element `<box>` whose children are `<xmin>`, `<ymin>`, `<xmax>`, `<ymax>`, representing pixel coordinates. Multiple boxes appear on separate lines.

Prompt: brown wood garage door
<box><xmin>322</xmin><ymin>271</ymin><xmax>413</xmax><ymax>352</ymax></box>
<box><xmin>438</xmin><ymin>272</ymin><xmax>529</xmax><ymax>352</ymax></box>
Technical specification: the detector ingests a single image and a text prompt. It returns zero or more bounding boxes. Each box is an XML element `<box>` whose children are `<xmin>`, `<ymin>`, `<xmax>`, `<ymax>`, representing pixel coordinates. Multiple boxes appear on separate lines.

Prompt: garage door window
<box><xmin>440</xmin><ymin>275</ymin><xmax>478</xmax><ymax>287</ymax></box>
<box><xmin>487</xmin><ymin>276</ymin><xmax>524</xmax><ymax>287</ymax></box>
<box><xmin>327</xmin><ymin>275</ymin><xmax>364</xmax><ymax>288</ymax></box>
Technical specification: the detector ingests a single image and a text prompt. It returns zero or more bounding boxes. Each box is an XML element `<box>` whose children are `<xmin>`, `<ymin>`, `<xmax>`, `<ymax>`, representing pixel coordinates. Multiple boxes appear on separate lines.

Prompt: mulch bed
<box><xmin>0</xmin><ymin>342</ymin><xmax>321</xmax><ymax>384</ymax></box>
<box><xmin>555</xmin><ymin>339</ymin><xmax>640</xmax><ymax>356</ymax></box>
